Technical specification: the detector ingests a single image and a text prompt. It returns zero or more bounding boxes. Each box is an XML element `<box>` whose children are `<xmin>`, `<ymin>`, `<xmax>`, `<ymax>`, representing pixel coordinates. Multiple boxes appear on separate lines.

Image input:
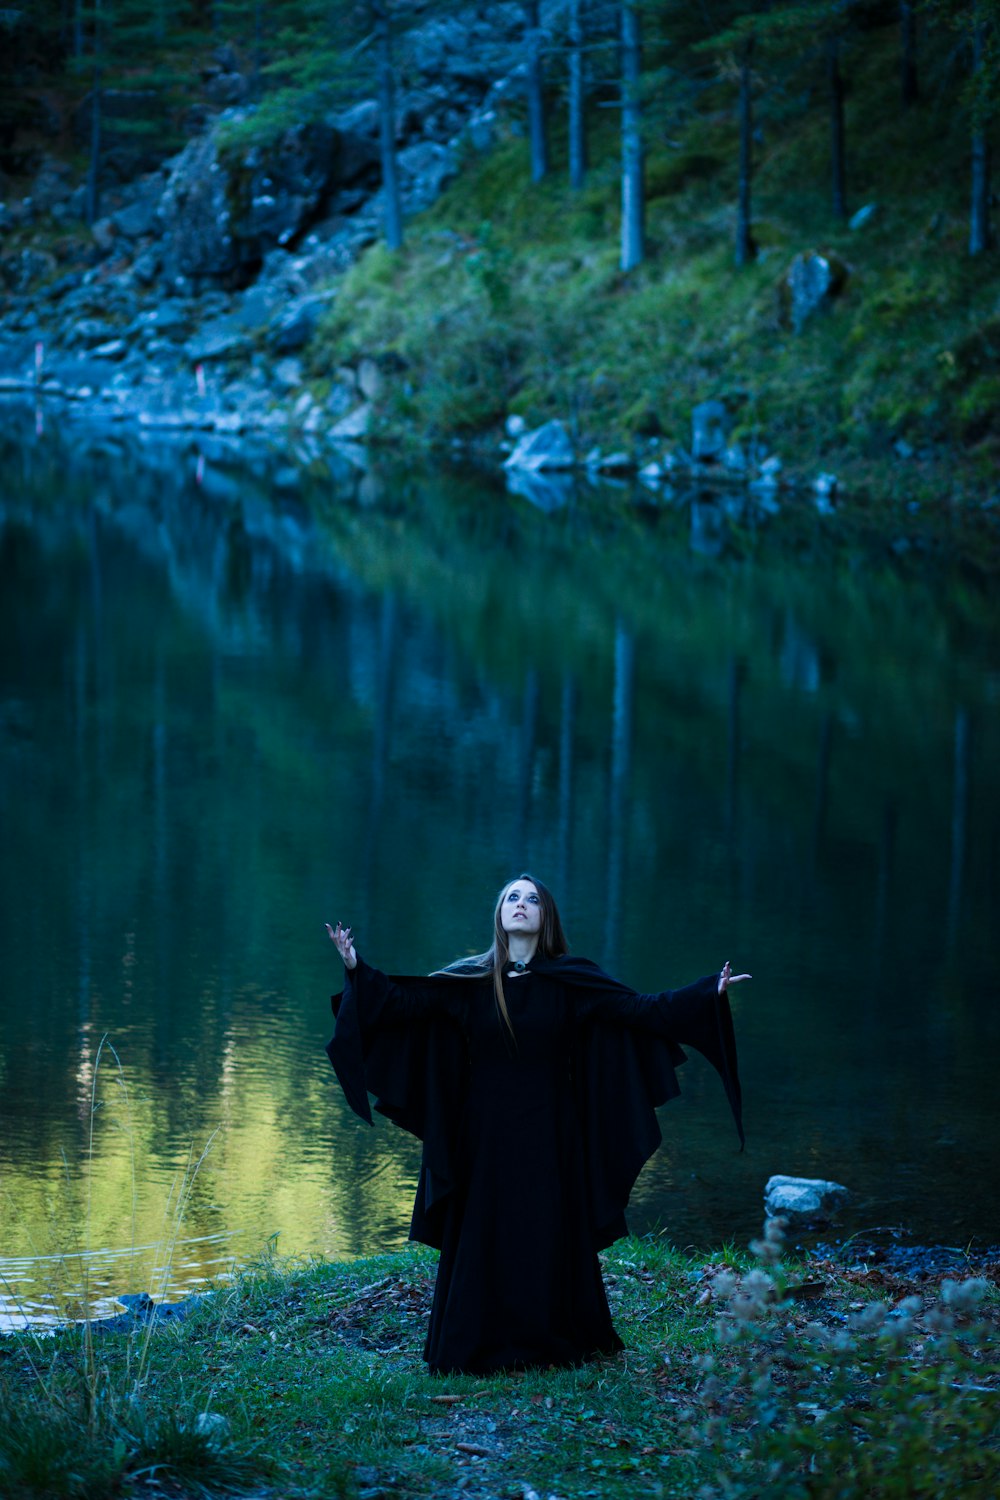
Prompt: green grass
<box><xmin>308</xmin><ymin>16</ymin><xmax>1000</xmax><ymax>508</ymax></box>
<box><xmin>2</xmin><ymin>1236</ymin><xmax>997</xmax><ymax>1499</ymax></box>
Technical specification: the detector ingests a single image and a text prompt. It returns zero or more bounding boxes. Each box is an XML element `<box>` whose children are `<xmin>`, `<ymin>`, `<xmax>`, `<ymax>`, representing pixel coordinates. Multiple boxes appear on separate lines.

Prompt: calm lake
<box><xmin>2</xmin><ymin>407</ymin><xmax>999</xmax><ymax>1327</ymax></box>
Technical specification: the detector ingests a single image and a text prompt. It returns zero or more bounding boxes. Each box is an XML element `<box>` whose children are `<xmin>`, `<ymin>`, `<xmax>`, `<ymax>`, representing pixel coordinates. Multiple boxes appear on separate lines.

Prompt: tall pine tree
<box><xmin>925</xmin><ymin>0</ymin><xmax>999</xmax><ymax>253</ymax></box>
<box><xmin>68</xmin><ymin>0</ymin><xmax>198</xmax><ymax>220</ymax></box>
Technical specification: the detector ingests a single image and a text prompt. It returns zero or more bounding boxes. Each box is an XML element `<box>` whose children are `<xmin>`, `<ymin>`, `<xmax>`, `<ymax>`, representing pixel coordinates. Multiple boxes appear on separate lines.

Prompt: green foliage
<box><xmin>464</xmin><ymin>220</ymin><xmax>516</xmax><ymax>314</ymax></box>
<box><xmin>956</xmin><ymin>375</ymin><xmax>1000</xmax><ymax>439</ymax></box>
<box><xmin>60</xmin><ymin>0</ymin><xmax>204</xmax><ymax>158</ymax></box>
<box><xmin>303</xmin><ymin>8</ymin><xmax>999</xmax><ymax>499</ymax></box>
<box><xmin>694</xmin><ymin>1221</ymin><xmax>1000</xmax><ymax>1499</ymax></box>
<box><xmin>924</xmin><ymin>0</ymin><xmax>1000</xmax><ymax>123</ymax></box>
<box><xmin>4</xmin><ymin>1236</ymin><xmax>994</xmax><ymax>1500</ymax></box>
<box><xmin>215</xmin><ymin>0</ymin><xmax>451</xmax><ymax>153</ymax></box>
<box><xmin>5</xmin><ymin>0</ymin><xmax>999</xmax><ymax>498</ymax></box>
<box><xmin>0</xmin><ymin>1388</ymin><xmax>263</xmax><ymax>1499</ymax></box>
<box><xmin>646</xmin><ymin>150</ymin><xmax>725</xmax><ymax>200</ymax></box>
<box><xmin>216</xmin><ymin>0</ymin><xmax>369</xmax><ymax>142</ymax></box>
<box><xmin>951</xmin><ymin>315</ymin><xmax>1000</xmax><ymax>378</ymax></box>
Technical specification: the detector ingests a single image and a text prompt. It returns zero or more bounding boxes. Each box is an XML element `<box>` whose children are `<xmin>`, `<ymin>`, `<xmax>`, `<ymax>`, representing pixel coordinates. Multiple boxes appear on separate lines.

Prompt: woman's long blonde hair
<box><xmin>433</xmin><ymin>873</ymin><xmax>569</xmax><ymax>1037</ymax></box>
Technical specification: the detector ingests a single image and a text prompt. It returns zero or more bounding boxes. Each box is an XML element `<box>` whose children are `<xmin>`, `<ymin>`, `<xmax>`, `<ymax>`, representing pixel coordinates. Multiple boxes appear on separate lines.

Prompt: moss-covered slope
<box><xmin>311</xmin><ymin>16</ymin><xmax>999</xmax><ymax>505</ymax></box>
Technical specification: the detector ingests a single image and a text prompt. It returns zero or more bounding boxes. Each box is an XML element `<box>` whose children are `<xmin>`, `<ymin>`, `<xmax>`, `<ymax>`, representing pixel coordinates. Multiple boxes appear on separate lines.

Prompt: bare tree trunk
<box><xmin>970</xmin><ymin>17</ymin><xmax>992</xmax><ymax>254</ymax></box>
<box><xmin>568</xmin><ymin>0</ymin><xmax>586</xmax><ymax>189</ymax></box>
<box><xmin>900</xmin><ymin>2</ymin><xmax>918</xmax><ymax>106</ymax></box>
<box><xmin>374</xmin><ymin>2</ymin><xmax>403</xmax><ymax>250</ymax></box>
<box><xmin>86</xmin><ymin>0</ymin><xmax>103</xmax><ymax>226</ymax></box>
<box><xmin>514</xmin><ymin>671</ymin><xmax>539</xmax><ymax>866</ymax></box>
<box><xmin>556</xmin><ymin>674</ymin><xmax>576</xmax><ymax>898</ymax></box>
<box><xmin>620</xmin><ymin>1</ymin><xmax>644</xmax><ymax>271</ymax></box>
<box><xmin>970</xmin><ymin>125</ymin><xmax>991</xmax><ymax>253</ymax></box>
<box><xmin>947</xmin><ymin>708</ymin><xmax>969</xmax><ymax>951</ymax></box>
<box><xmin>736</xmin><ymin>33</ymin><xmax>755</xmax><ymax>266</ymax></box>
<box><xmin>74</xmin><ymin>0</ymin><xmax>85</xmax><ymax>56</ymax></box>
<box><xmin>526</xmin><ymin>0</ymin><xmax>548</xmax><ymax>181</ymax></box>
<box><xmin>254</xmin><ymin>0</ymin><xmax>265</xmax><ymax>95</ymax></box>
<box><xmin>828</xmin><ymin>34</ymin><xmax>847</xmax><ymax>220</ymax></box>
<box><xmin>725</xmin><ymin>656</ymin><xmax>745</xmax><ymax>842</ymax></box>
<box><xmin>603</xmin><ymin>622</ymin><xmax>633</xmax><ymax>974</ymax></box>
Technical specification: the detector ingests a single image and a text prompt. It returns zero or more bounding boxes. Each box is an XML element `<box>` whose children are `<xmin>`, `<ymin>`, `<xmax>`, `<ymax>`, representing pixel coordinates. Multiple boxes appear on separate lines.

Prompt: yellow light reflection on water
<box><xmin>1</xmin><ymin>1009</ymin><xmax>421</xmax><ymax>1327</ymax></box>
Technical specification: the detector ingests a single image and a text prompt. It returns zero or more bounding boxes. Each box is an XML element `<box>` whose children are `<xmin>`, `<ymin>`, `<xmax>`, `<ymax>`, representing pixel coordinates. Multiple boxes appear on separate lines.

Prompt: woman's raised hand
<box><xmin>326</xmin><ymin>921</ymin><xmax>357</xmax><ymax>971</ymax></box>
<box><xmin>718</xmin><ymin>960</ymin><xmax>751</xmax><ymax>995</ymax></box>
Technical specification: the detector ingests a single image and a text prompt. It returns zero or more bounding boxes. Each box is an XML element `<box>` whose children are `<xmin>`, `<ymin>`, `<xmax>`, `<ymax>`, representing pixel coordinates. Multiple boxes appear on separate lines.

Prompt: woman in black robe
<box><xmin>325</xmin><ymin>873</ymin><xmax>749</xmax><ymax>1376</ymax></box>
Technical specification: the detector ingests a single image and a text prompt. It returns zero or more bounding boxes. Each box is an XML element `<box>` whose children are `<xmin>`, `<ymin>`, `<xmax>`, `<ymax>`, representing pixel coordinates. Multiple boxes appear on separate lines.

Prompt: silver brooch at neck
<box><xmin>513</xmin><ymin>960</ymin><xmax>526</xmax><ymax>972</ymax></box>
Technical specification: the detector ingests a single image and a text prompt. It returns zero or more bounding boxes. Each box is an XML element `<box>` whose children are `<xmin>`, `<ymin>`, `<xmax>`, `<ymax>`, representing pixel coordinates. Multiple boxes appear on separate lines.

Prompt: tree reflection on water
<box><xmin>1</xmin><ymin>412</ymin><xmax>999</xmax><ymax>1321</ymax></box>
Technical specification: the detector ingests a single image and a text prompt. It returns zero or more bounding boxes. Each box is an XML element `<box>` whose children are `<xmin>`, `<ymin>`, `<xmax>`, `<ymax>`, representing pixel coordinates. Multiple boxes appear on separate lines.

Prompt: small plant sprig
<box><xmin>693</xmin><ymin>1218</ymin><xmax>1000</xmax><ymax>1499</ymax></box>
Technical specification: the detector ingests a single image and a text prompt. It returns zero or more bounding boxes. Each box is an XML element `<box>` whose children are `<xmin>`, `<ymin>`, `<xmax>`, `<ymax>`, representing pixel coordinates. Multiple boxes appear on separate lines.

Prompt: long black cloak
<box><xmin>327</xmin><ymin>952</ymin><xmax>742</xmax><ymax>1254</ymax></box>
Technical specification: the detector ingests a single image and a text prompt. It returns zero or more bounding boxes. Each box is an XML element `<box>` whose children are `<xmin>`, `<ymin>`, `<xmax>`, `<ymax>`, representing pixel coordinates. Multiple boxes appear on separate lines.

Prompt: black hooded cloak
<box><xmin>327</xmin><ymin>952</ymin><xmax>742</xmax><ymax>1375</ymax></box>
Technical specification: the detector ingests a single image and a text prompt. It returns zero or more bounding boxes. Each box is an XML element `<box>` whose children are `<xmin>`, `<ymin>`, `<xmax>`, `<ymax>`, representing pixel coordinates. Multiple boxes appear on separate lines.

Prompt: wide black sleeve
<box><xmin>325</xmin><ymin>955</ymin><xmax>462</xmax><ymax>1125</ymax></box>
<box><xmin>325</xmin><ymin>957</ymin><xmax>470</xmax><ymax>1250</ymax></box>
<box><xmin>572</xmin><ymin>972</ymin><xmax>722</xmax><ymax>1034</ymax></box>
<box><xmin>532</xmin><ymin>954</ymin><xmax>744</xmax><ymax>1249</ymax></box>
<box><xmin>543</xmin><ymin>955</ymin><xmax>743</xmax><ymax>1150</ymax></box>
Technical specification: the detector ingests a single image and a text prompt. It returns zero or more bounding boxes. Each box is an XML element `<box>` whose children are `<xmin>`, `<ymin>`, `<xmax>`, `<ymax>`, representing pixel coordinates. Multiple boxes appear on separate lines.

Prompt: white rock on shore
<box><xmin>764</xmin><ymin>1174</ymin><xmax>850</xmax><ymax>1227</ymax></box>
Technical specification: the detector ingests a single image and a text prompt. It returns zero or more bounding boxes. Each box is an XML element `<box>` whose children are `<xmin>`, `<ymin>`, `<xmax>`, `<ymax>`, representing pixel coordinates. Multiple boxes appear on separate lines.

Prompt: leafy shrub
<box><xmin>955</xmin><ymin>377</ymin><xmax>1000</xmax><ymax>442</ymax></box>
<box><xmin>646</xmin><ymin>152</ymin><xmax>724</xmax><ymax>200</ymax></box>
<box><xmin>692</xmin><ymin>1220</ymin><xmax>1000</xmax><ymax>1499</ymax></box>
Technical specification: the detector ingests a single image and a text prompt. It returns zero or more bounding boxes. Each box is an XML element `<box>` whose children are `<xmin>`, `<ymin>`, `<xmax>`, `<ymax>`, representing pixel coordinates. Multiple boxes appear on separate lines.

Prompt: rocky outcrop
<box><xmin>0</xmin><ymin>1</ymin><xmax>581</xmax><ymax>313</ymax></box>
<box><xmin>140</xmin><ymin>2</ymin><xmax>566</xmax><ymax>293</ymax></box>
<box><xmin>156</xmin><ymin>115</ymin><xmax>376</xmax><ymax>290</ymax></box>
<box><xmin>0</xmin><ymin>1</ymin><xmax>846</xmax><ymax>497</ymax></box>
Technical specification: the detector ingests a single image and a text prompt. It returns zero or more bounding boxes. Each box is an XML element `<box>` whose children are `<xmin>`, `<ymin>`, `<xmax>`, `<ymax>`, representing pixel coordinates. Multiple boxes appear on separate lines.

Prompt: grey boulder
<box><xmin>158</xmin><ymin>111</ymin><xmax>381</xmax><ymax>287</ymax></box>
<box><xmin>504</xmin><ymin>419</ymin><xmax>575</xmax><ymax>472</ymax></box>
<box><xmin>269</xmin><ymin>293</ymin><xmax>334</xmax><ymax>354</ymax></box>
<box><xmin>185</xmin><ymin>316</ymin><xmax>252</xmax><ymax>363</ymax></box>
<box><xmin>782</xmin><ymin>250</ymin><xmax>850</xmax><ymax>333</ymax></box>
<box><xmin>111</xmin><ymin>175</ymin><xmax>166</xmax><ymax>240</ymax></box>
<box><xmin>764</xmin><ymin>1174</ymin><xmax>850</xmax><ymax>1227</ymax></box>
<box><xmin>692</xmin><ymin>399</ymin><xmax>731</xmax><ymax>462</ymax></box>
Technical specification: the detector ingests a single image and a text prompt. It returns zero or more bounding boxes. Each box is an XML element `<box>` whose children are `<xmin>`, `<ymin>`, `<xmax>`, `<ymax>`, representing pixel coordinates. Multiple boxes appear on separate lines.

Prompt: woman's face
<box><xmin>499</xmin><ymin>880</ymin><xmax>542</xmax><ymax>937</ymax></box>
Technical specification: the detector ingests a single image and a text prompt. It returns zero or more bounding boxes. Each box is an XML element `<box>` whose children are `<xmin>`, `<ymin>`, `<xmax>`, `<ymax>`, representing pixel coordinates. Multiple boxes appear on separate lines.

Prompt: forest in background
<box><xmin>2</xmin><ymin>2</ymin><xmax>1000</xmax><ymax>513</ymax></box>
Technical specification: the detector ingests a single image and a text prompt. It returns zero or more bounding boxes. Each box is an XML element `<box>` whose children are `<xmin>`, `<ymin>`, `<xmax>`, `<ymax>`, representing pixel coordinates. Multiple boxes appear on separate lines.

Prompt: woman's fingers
<box><xmin>326</xmin><ymin>921</ymin><xmax>354</xmax><ymax>955</ymax></box>
<box><xmin>328</xmin><ymin>919</ymin><xmax>358</xmax><ymax>972</ymax></box>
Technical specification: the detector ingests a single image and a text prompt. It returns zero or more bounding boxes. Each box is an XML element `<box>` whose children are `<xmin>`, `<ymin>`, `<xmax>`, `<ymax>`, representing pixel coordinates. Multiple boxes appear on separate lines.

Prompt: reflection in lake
<box><xmin>2</xmin><ymin>409</ymin><xmax>999</xmax><ymax>1322</ymax></box>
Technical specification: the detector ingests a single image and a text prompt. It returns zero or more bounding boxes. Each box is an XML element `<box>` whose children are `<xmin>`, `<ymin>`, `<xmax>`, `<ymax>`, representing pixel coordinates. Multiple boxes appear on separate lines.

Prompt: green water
<box><xmin>2</xmin><ymin>409</ymin><xmax>999</xmax><ymax>1326</ymax></box>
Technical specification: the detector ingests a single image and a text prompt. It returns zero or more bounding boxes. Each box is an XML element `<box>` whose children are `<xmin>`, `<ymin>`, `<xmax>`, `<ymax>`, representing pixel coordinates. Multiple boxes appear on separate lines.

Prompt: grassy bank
<box><xmin>311</xmin><ymin>16</ymin><xmax>999</xmax><ymax>513</ymax></box>
<box><xmin>2</xmin><ymin>1232</ymin><xmax>997</xmax><ymax>1499</ymax></box>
